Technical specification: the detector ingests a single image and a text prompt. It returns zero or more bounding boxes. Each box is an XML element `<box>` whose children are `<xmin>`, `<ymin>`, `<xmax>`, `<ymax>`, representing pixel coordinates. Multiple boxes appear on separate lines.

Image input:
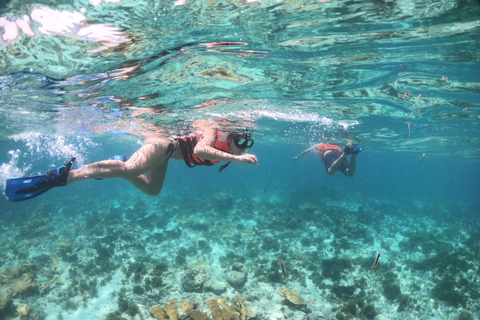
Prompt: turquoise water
<box><xmin>1</xmin><ymin>0</ymin><xmax>479</xmax><ymax>319</ymax></box>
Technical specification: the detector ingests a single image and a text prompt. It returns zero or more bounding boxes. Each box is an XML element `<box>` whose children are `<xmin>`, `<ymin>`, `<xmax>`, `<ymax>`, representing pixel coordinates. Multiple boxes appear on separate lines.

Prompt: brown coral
<box><xmin>150</xmin><ymin>296</ymin><xmax>255</xmax><ymax>320</ymax></box>
<box><xmin>150</xmin><ymin>298</ymin><xmax>179</xmax><ymax>320</ymax></box>
<box><xmin>206</xmin><ymin>296</ymin><xmax>240</xmax><ymax>320</ymax></box>
<box><xmin>0</xmin><ymin>266</ymin><xmax>38</xmax><ymax>298</ymax></box>
<box><xmin>149</xmin><ymin>304</ymin><xmax>166</xmax><ymax>320</ymax></box>
<box><xmin>234</xmin><ymin>296</ymin><xmax>253</xmax><ymax>320</ymax></box>
<box><xmin>181</xmin><ymin>299</ymin><xmax>195</xmax><ymax>312</ymax></box>
<box><xmin>276</xmin><ymin>286</ymin><xmax>311</xmax><ymax>308</ymax></box>
<box><xmin>12</xmin><ymin>273</ymin><xmax>37</xmax><ymax>297</ymax></box>
<box><xmin>39</xmin><ymin>273</ymin><xmax>58</xmax><ymax>295</ymax></box>
<box><xmin>184</xmin><ymin>309</ymin><xmax>211</xmax><ymax>320</ymax></box>
<box><xmin>164</xmin><ymin>298</ymin><xmax>179</xmax><ymax>320</ymax></box>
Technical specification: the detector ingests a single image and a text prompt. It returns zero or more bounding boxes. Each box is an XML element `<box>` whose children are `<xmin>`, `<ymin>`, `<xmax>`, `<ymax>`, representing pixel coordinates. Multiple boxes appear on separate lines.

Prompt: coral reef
<box><xmin>0</xmin><ymin>295</ymin><xmax>13</xmax><ymax>317</ymax></box>
<box><xmin>149</xmin><ymin>298</ymin><xmax>180</xmax><ymax>320</ymax></box>
<box><xmin>182</xmin><ymin>265</ymin><xmax>227</xmax><ymax>294</ymax></box>
<box><xmin>0</xmin><ymin>189</ymin><xmax>478</xmax><ymax>320</ymax></box>
<box><xmin>226</xmin><ymin>263</ymin><xmax>247</xmax><ymax>289</ymax></box>
<box><xmin>19</xmin><ymin>217</ymin><xmax>55</xmax><ymax>238</ymax></box>
<box><xmin>16</xmin><ymin>304</ymin><xmax>32</xmax><ymax>319</ymax></box>
<box><xmin>431</xmin><ymin>277</ymin><xmax>467</xmax><ymax>308</ymax></box>
<box><xmin>57</xmin><ymin>240</ymin><xmax>73</xmax><ymax>259</ymax></box>
<box><xmin>150</xmin><ymin>304</ymin><xmax>166</xmax><ymax>320</ymax></box>
<box><xmin>335</xmin><ymin>297</ymin><xmax>378</xmax><ymax>320</ymax></box>
<box><xmin>163</xmin><ymin>299</ymin><xmax>179</xmax><ymax>320</ymax></box>
<box><xmin>331</xmin><ymin>283</ymin><xmax>356</xmax><ymax>301</ymax></box>
<box><xmin>0</xmin><ymin>265</ymin><xmax>38</xmax><ymax>298</ymax></box>
<box><xmin>182</xmin><ymin>265</ymin><xmax>211</xmax><ymax>293</ymax></box>
<box><xmin>276</xmin><ymin>286</ymin><xmax>311</xmax><ymax>309</ymax></box>
<box><xmin>150</xmin><ymin>296</ymin><xmax>255</xmax><ymax>320</ymax></box>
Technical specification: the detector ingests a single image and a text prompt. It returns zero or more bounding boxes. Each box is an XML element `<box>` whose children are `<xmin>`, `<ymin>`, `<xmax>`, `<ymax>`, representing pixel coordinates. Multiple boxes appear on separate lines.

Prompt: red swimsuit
<box><xmin>180</xmin><ymin>130</ymin><xmax>230</xmax><ymax>166</ymax></box>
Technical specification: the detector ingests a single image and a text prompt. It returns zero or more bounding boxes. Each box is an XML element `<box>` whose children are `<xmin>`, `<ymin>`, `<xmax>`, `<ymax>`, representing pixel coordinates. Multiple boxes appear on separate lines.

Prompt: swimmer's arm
<box><xmin>292</xmin><ymin>144</ymin><xmax>321</xmax><ymax>161</ymax></box>
<box><xmin>194</xmin><ymin>130</ymin><xmax>258</xmax><ymax>165</ymax></box>
<box><xmin>194</xmin><ymin>144</ymin><xmax>257</xmax><ymax>165</ymax></box>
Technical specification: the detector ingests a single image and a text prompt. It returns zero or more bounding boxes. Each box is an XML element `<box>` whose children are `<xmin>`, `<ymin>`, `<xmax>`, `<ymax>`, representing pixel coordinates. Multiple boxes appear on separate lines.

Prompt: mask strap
<box><xmin>219</xmin><ymin>162</ymin><xmax>231</xmax><ymax>172</ymax></box>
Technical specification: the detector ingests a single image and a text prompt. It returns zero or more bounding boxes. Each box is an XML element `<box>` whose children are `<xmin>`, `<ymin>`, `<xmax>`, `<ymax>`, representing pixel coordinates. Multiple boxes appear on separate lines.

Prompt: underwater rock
<box><xmin>204</xmin><ymin>278</ymin><xmax>227</xmax><ymax>295</ymax></box>
<box><xmin>382</xmin><ymin>282</ymin><xmax>401</xmax><ymax>301</ymax></box>
<box><xmin>231</xmin><ymin>262</ymin><xmax>244</xmax><ymax>272</ymax></box>
<box><xmin>57</xmin><ymin>240</ymin><xmax>73</xmax><ymax>258</ymax></box>
<box><xmin>226</xmin><ymin>263</ymin><xmax>247</xmax><ymax>289</ymax></box>
<box><xmin>165</xmin><ymin>228</ymin><xmax>182</xmax><ymax>239</ymax></box>
<box><xmin>182</xmin><ymin>265</ymin><xmax>211</xmax><ymax>293</ymax></box>
<box><xmin>321</xmin><ymin>257</ymin><xmax>353</xmax><ymax>281</ymax></box>
<box><xmin>31</xmin><ymin>254</ymin><xmax>50</xmax><ymax>265</ymax></box>
<box><xmin>191</xmin><ymin>220</ymin><xmax>210</xmax><ymax>232</ymax></box>
<box><xmin>16</xmin><ymin>304</ymin><xmax>31</xmax><ymax>317</ymax></box>
<box><xmin>331</xmin><ymin>283</ymin><xmax>356</xmax><ymax>301</ymax></box>
<box><xmin>226</xmin><ymin>271</ymin><xmax>247</xmax><ymax>289</ymax></box>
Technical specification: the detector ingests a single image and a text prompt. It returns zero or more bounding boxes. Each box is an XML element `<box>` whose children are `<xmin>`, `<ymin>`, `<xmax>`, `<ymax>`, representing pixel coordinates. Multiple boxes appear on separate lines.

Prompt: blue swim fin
<box><xmin>109</xmin><ymin>155</ymin><xmax>127</xmax><ymax>162</ymax></box>
<box><xmin>5</xmin><ymin>158</ymin><xmax>76</xmax><ymax>202</ymax></box>
<box><xmin>6</xmin><ymin>174</ymin><xmax>56</xmax><ymax>202</ymax></box>
<box><xmin>351</xmin><ymin>147</ymin><xmax>363</xmax><ymax>155</ymax></box>
<box><xmin>343</xmin><ymin>145</ymin><xmax>363</xmax><ymax>155</ymax></box>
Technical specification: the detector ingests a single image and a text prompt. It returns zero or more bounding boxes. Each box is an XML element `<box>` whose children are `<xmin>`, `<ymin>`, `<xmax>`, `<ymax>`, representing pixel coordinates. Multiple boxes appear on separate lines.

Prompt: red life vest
<box><xmin>181</xmin><ymin>130</ymin><xmax>230</xmax><ymax>166</ymax></box>
<box><xmin>317</xmin><ymin>144</ymin><xmax>341</xmax><ymax>159</ymax></box>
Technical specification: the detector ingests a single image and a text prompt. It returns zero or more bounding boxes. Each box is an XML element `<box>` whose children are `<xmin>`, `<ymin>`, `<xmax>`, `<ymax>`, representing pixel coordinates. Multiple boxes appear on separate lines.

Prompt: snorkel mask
<box><xmin>231</xmin><ymin>132</ymin><xmax>254</xmax><ymax>149</ymax></box>
<box><xmin>219</xmin><ymin>132</ymin><xmax>254</xmax><ymax>173</ymax></box>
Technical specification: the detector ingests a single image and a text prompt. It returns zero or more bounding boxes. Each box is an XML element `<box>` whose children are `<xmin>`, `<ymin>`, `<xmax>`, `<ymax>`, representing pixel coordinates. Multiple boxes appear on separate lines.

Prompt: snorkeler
<box><xmin>292</xmin><ymin>142</ymin><xmax>362</xmax><ymax>177</ymax></box>
<box><xmin>5</xmin><ymin>121</ymin><xmax>257</xmax><ymax>202</ymax></box>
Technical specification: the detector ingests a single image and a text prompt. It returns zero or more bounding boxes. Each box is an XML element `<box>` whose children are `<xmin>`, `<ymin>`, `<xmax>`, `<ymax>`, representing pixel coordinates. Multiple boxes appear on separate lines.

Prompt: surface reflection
<box><xmin>0</xmin><ymin>5</ymin><xmax>131</xmax><ymax>53</ymax></box>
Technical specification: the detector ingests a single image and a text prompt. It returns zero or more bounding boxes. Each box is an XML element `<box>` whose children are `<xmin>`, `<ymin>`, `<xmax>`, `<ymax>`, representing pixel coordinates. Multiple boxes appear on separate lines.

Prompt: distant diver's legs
<box><xmin>67</xmin><ymin>139</ymin><xmax>172</xmax><ymax>193</ymax></box>
<box><xmin>344</xmin><ymin>154</ymin><xmax>357</xmax><ymax>177</ymax></box>
<box><xmin>327</xmin><ymin>152</ymin><xmax>348</xmax><ymax>175</ymax></box>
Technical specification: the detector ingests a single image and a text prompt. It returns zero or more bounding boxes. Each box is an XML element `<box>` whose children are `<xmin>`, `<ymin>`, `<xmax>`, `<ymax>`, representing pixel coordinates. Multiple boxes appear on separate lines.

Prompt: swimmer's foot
<box><xmin>109</xmin><ymin>155</ymin><xmax>127</xmax><ymax>162</ymax></box>
<box><xmin>344</xmin><ymin>145</ymin><xmax>363</xmax><ymax>155</ymax></box>
<box><xmin>351</xmin><ymin>147</ymin><xmax>363</xmax><ymax>155</ymax></box>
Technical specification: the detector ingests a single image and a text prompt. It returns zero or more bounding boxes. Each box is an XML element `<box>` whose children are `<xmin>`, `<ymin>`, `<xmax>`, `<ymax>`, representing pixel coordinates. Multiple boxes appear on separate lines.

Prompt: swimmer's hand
<box><xmin>235</xmin><ymin>154</ymin><xmax>258</xmax><ymax>165</ymax></box>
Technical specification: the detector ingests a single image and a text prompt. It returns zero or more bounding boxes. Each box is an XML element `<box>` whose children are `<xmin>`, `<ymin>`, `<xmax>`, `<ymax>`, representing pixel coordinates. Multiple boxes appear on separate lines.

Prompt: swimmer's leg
<box><xmin>67</xmin><ymin>139</ymin><xmax>171</xmax><ymax>184</ymax></box>
<box><xmin>128</xmin><ymin>160</ymin><xmax>169</xmax><ymax>196</ymax></box>
<box><xmin>344</xmin><ymin>154</ymin><xmax>357</xmax><ymax>177</ymax></box>
<box><xmin>327</xmin><ymin>152</ymin><xmax>347</xmax><ymax>176</ymax></box>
